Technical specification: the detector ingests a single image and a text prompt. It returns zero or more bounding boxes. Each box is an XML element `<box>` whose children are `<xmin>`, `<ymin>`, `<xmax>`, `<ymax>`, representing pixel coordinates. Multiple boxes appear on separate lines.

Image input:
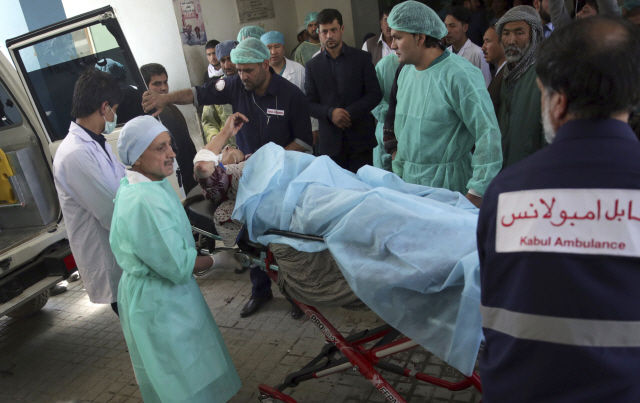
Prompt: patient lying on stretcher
<box><xmin>193</xmin><ymin>113</ymin><xmax>248</xmax><ymax>247</ymax></box>
<box><xmin>192</xmin><ymin>117</ymin><xmax>367</xmax><ymax>311</ymax></box>
<box><xmin>194</xmin><ymin>145</ymin><xmax>246</xmax><ymax>246</ymax></box>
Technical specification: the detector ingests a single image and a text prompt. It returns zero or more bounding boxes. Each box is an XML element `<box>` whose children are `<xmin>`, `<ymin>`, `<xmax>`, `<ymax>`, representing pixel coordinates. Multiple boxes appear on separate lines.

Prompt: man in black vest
<box><xmin>362</xmin><ymin>6</ymin><xmax>395</xmax><ymax>66</ymax></box>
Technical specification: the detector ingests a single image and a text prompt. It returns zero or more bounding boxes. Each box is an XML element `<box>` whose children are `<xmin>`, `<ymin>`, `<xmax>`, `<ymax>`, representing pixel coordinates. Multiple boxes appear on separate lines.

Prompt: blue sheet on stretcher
<box><xmin>232</xmin><ymin>143</ymin><xmax>482</xmax><ymax>376</ymax></box>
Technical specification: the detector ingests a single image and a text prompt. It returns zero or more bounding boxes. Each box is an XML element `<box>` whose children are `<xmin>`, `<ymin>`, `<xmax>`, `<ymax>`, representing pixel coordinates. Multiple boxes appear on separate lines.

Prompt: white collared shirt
<box><xmin>208</xmin><ymin>64</ymin><xmax>224</xmax><ymax>78</ymax></box>
<box><xmin>543</xmin><ymin>22</ymin><xmax>554</xmax><ymax>38</ymax></box>
<box><xmin>280</xmin><ymin>58</ymin><xmax>319</xmax><ymax>132</ymax></box>
<box><xmin>448</xmin><ymin>38</ymin><xmax>492</xmax><ymax>87</ymax></box>
<box><xmin>362</xmin><ymin>32</ymin><xmax>396</xmax><ymax>58</ymax></box>
<box><xmin>126</xmin><ymin>169</ymin><xmax>152</xmax><ymax>184</ymax></box>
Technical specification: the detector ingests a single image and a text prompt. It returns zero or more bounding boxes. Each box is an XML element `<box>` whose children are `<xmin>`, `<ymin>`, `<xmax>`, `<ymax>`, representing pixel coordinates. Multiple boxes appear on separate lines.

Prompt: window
<box><xmin>0</xmin><ymin>81</ymin><xmax>23</xmax><ymax>131</ymax></box>
<box><xmin>14</xmin><ymin>19</ymin><xmax>145</xmax><ymax>141</ymax></box>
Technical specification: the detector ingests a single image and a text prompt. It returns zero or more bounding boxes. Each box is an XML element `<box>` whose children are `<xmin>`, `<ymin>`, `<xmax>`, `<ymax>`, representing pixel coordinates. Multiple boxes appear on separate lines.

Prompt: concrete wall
<box><xmin>186</xmin><ymin>0</ymin><xmax>299</xmax><ymax>87</ymax></box>
<box><xmin>351</xmin><ymin>0</ymin><xmax>381</xmax><ymax>48</ymax></box>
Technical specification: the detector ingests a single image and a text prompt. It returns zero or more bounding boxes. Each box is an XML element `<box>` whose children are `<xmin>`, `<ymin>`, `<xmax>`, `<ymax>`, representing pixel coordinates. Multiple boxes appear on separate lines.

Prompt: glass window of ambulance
<box><xmin>15</xmin><ymin>23</ymin><xmax>144</xmax><ymax>141</ymax></box>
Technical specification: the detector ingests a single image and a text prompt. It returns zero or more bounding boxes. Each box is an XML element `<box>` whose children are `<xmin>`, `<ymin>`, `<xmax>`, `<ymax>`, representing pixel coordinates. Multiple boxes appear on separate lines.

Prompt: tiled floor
<box><xmin>0</xmin><ymin>267</ymin><xmax>481</xmax><ymax>403</ymax></box>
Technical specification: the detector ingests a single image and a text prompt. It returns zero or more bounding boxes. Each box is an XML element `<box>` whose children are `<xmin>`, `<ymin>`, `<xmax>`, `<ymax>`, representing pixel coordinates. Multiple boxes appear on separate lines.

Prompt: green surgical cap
<box><xmin>304</xmin><ymin>12</ymin><xmax>318</xmax><ymax>27</ymax></box>
<box><xmin>231</xmin><ymin>37</ymin><xmax>270</xmax><ymax>64</ymax></box>
<box><xmin>237</xmin><ymin>25</ymin><xmax>266</xmax><ymax>42</ymax></box>
<box><xmin>387</xmin><ymin>0</ymin><xmax>448</xmax><ymax>39</ymax></box>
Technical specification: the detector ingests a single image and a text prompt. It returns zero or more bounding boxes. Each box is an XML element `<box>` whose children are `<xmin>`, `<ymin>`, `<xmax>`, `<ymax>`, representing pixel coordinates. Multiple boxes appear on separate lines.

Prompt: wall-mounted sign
<box><xmin>178</xmin><ymin>0</ymin><xmax>207</xmax><ymax>45</ymax></box>
<box><xmin>236</xmin><ymin>0</ymin><xmax>275</xmax><ymax>23</ymax></box>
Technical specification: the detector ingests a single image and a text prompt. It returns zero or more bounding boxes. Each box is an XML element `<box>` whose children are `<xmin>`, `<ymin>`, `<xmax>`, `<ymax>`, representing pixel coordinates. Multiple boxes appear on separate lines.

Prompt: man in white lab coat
<box><xmin>53</xmin><ymin>69</ymin><xmax>126</xmax><ymax>315</ymax></box>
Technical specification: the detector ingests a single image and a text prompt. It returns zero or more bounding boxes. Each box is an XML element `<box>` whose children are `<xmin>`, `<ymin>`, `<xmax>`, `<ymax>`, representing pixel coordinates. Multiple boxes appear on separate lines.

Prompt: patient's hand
<box><xmin>194</xmin><ymin>161</ymin><xmax>216</xmax><ymax>178</ymax></box>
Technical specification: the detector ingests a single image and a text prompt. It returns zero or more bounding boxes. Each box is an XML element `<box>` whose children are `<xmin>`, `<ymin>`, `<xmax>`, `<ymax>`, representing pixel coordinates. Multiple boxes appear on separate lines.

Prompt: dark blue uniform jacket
<box><xmin>478</xmin><ymin>119</ymin><xmax>640</xmax><ymax>403</ymax></box>
<box><xmin>195</xmin><ymin>68</ymin><xmax>313</xmax><ymax>154</ymax></box>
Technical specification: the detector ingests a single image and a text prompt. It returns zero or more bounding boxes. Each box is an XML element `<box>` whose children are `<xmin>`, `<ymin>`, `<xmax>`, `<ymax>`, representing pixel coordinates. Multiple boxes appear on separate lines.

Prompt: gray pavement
<box><xmin>0</xmin><ymin>267</ymin><xmax>481</xmax><ymax>403</ymax></box>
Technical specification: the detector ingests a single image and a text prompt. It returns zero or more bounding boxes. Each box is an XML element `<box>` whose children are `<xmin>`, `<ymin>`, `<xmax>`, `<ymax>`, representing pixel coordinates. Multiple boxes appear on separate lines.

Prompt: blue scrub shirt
<box><xmin>194</xmin><ymin>67</ymin><xmax>313</xmax><ymax>154</ymax></box>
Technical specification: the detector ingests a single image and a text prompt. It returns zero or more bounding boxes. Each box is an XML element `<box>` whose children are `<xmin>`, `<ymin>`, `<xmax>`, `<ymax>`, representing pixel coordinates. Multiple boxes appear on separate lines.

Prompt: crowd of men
<box><xmin>51</xmin><ymin>1</ymin><xmax>640</xmax><ymax>402</ymax></box>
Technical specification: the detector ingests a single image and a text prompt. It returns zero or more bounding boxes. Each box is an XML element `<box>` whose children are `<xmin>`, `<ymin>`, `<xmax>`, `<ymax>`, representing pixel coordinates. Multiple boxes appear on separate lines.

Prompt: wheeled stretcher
<box><xmin>185</xmin><ymin>195</ymin><xmax>483</xmax><ymax>403</ymax></box>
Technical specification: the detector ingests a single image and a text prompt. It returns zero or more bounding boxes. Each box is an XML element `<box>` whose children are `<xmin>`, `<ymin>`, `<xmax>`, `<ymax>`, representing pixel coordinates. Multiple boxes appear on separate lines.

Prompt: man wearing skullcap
<box><xmin>201</xmin><ymin>40</ymin><xmax>238</xmax><ymax>146</ymax></box>
<box><xmin>260</xmin><ymin>31</ymin><xmax>304</xmax><ymax>85</ymax></box>
<box><xmin>141</xmin><ymin>37</ymin><xmax>312</xmax><ymax>320</ymax></box>
<box><xmin>53</xmin><ymin>69</ymin><xmax>125</xmax><ymax>315</ymax></box>
<box><xmin>384</xmin><ymin>0</ymin><xmax>502</xmax><ymax>207</ymax></box>
<box><xmin>110</xmin><ymin>115</ymin><xmax>242</xmax><ymax>403</ymax></box>
<box><xmin>237</xmin><ymin>25</ymin><xmax>265</xmax><ymax>42</ymax></box>
<box><xmin>293</xmin><ymin>11</ymin><xmax>322</xmax><ymax>66</ymax></box>
<box><xmin>495</xmin><ymin>5</ymin><xmax>545</xmax><ymax>168</ymax></box>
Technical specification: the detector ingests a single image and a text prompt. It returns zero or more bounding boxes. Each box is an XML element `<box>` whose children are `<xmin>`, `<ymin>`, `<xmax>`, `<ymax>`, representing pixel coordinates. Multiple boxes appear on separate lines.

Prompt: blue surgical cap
<box><xmin>387</xmin><ymin>0</ymin><xmax>448</xmax><ymax>39</ymax></box>
<box><xmin>304</xmin><ymin>12</ymin><xmax>318</xmax><ymax>27</ymax></box>
<box><xmin>215</xmin><ymin>40</ymin><xmax>239</xmax><ymax>60</ymax></box>
<box><xmin>118</xmin><ymin>116</ymin><xmax>169</xmax><ymax>166</ymax></box>
<box><xmin>231</xmin><ymin>37</ymin><xmax>270</xmax><ymax>64</ymax></box>
<box><xmin>260</xmin><ymin>31</ymin><xmax>285</xmax><ymax>46</ymax></box>
<box><xmin>237</xmin><ymin>25</ymin><xmax>266</xmax><ymax>42</ymax></box>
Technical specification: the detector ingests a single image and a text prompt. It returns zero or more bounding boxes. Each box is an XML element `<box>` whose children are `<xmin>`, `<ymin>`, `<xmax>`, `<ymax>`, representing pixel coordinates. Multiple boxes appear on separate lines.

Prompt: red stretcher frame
<box><xmin>256</xmin><ymin>249</ymin><xmax>483</xmax><ymax>403</ymax></box>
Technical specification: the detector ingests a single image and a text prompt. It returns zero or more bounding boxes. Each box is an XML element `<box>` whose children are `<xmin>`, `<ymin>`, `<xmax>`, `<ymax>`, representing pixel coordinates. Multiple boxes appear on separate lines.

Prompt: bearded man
<box><xmin>496</xmin><ymin>6</ymin><xmax>545</xmax><ymax>168</ymax></box>
<box><xmin>478</xmin><ymin>16</ymin><xmax>640</xmax><ymax>403</ymax></box>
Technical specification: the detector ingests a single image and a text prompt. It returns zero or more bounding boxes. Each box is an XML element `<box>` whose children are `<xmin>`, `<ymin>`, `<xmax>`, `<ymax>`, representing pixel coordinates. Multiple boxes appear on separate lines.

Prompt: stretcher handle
<box><xmin>264</xmin><ymin>229</ymin><xmax>324</xmax><ymax>242</ymax></box>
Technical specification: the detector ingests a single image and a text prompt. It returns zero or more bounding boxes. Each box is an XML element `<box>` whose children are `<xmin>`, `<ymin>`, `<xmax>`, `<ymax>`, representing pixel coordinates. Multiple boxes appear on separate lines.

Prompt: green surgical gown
<box><xmin>110</xmin><ymin>175</ymin><xmax>241</xmax><ymax>403</ymax></box>
<box><xmin>393</xmin><ymin>51</ymin><xmax>502</xmax><ymax>196</ymax></box>
<box><xmin>371</xmin><ymin>53</ymin><xmax>399</xmax><ymax>172</ymax></box>
<box><xmin>293</xmin><ymin>41</ymin><xmax>321</xmax><ymax>66</ymax></box>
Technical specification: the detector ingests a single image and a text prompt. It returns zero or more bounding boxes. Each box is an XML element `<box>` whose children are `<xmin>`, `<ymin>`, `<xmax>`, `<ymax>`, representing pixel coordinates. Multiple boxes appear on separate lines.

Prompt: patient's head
<box><xmin>221</xmin><ymin>145</ymin><xmax>245</xmax><ymax>166</ymax></box>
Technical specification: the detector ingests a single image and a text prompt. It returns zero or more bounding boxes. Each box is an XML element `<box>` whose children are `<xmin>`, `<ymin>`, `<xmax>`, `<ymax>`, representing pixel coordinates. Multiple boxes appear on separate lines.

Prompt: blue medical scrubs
<box><xmin>194</xmin><ymin>67</ymin><xmax>313</xmax><ymax>154</ymax></box>
<box><xmin>193</xmin><ymin>68</ymin><xmax>314</xmax><ymax>299</ymax></box>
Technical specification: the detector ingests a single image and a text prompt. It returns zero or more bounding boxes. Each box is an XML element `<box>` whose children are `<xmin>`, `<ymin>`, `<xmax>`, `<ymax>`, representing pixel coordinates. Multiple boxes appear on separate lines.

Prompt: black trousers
<box><xmin>250</xmin><ymin>267</ymin><xmax>273</xmax><ymax>298</ymax></box>
<box><xmin>111</xmin><ymin>302</ymin><xmax>119</xmax><ymax>316</ymax></box>
<box><xmin>329</xmin><ymin>137</ymin><xmax>373</xmax><ymax>174</ymax></box>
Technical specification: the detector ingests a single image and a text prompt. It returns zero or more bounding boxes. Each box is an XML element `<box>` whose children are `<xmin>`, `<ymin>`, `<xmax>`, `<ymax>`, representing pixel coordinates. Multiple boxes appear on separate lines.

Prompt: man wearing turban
<box><xmin>495</xmin><ymin>6</ymin><xmax>546</xmax><ymax>168</ymax></box>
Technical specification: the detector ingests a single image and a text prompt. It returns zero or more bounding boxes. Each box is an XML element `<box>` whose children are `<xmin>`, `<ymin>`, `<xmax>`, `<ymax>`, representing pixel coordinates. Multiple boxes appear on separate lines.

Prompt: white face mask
<box><xmin>102</xmin><ymin>105</ymin><xmax>118</xmax><ymax>135</ymax></box>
